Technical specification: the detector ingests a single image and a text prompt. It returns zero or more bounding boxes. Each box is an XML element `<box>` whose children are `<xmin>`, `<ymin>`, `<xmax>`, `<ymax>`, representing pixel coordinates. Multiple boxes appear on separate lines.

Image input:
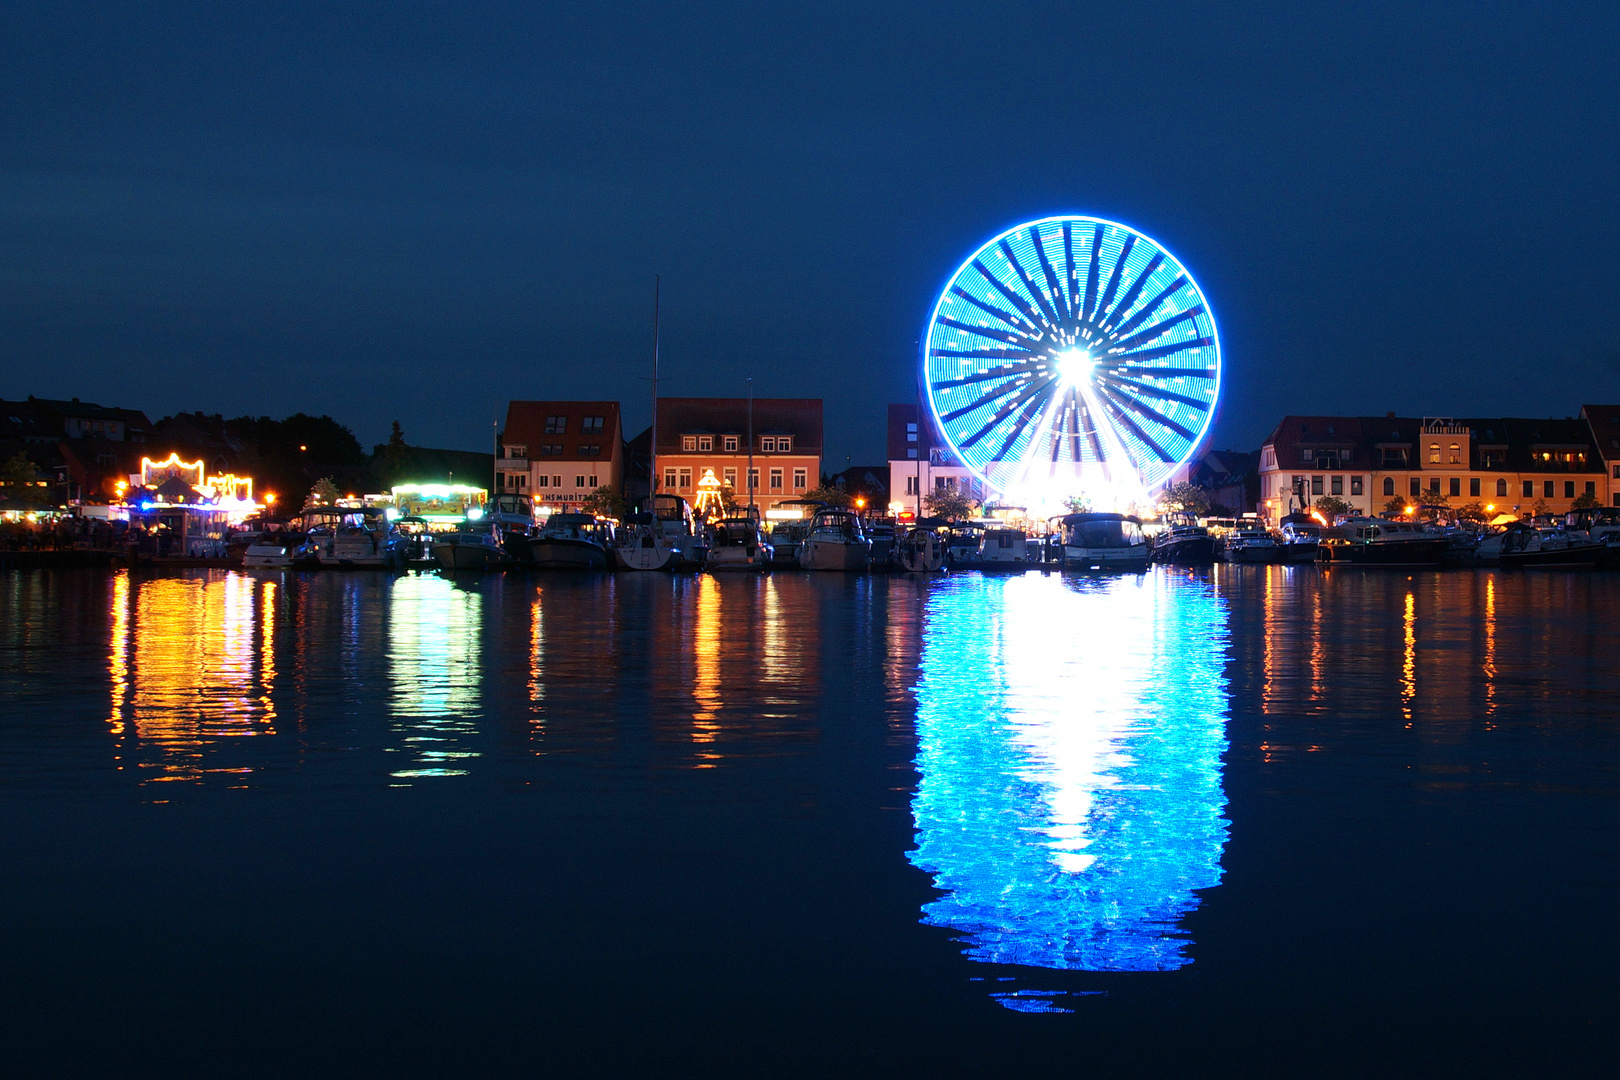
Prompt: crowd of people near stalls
<box><xmin>0</xmin><ymin>514</ymin><xmax>248</xmax><ymax>557</ymax></box>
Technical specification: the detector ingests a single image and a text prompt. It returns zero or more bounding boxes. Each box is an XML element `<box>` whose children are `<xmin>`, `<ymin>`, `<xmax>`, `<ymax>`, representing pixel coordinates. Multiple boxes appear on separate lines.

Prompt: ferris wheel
<box><xmin>922</xmin><ymin>216</ymin><xmax>1221</xmax><ymax>497</ymax></box>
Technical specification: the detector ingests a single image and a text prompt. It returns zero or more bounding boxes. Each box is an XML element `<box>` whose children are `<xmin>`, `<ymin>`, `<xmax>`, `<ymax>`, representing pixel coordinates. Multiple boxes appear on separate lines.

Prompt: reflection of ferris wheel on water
<box><xmin>922</xmin><ymin>216</ymin><xmax>1221</xmax><ymax>496</ymax></box>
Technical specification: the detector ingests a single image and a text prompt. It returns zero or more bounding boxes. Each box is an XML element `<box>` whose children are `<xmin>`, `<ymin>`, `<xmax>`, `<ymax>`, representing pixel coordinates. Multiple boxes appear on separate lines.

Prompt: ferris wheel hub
<box><xmin>1054</xmin><ymin>348</ymin><xmax>1095</xmax><ymax>385</ymax></box>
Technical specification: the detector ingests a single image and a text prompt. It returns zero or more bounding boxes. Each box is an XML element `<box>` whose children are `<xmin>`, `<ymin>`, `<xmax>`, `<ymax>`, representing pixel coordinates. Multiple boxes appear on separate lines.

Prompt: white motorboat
<box><xmin>527</xmin><ymin>513</ymin><xmax>614</xmax><ymax>570</ymax></box>
<box><xmin>613</xmin><ymin>513</ymin><xmax>679</xmax><ymax>571</ymax></box>
<box><xmin>707</xmin><ymin>516</ymin><xmax>774</xmax><ymax>571</ymax></box>
<box><xmin>955</xmin><ymin>526</ymin><xmax>1029</xmax><ymax>572</ymax></box>
<box><xmin>1058</xmin><ymin>513</ymin><xmax>1151</xmax><ymax>573</ymax></box>
<box><xmin>433</xmin><ymin>523</ymin><xmax>511</xmax><ymax>571</ymax></box>
<box><xmin>289</xmin><ymin>508</ymin><xmax>346</xmax><ymax>569</ymax></box>
<box><xmin>650</xmin><ymin>494</ymin><xmax>706</xmax><ymax>569</ymax></box>
<box><xmin>240</xmin><ymin>517</ymin><xmax>299</xmax><ymax>568</ymax></box>
<box><xmin>1223</xmin><ymin>527</ymin><xmax>1279</xmax><ymax>564</ymax></box>
<box><xmin>1498</xmin><ymin>523</ymin><xmax>1606</xmax><ymax>570</ymax></box>
<box><xmin>798</xmin><ymin>509</ymin><xmax>872</xmax><ymax>571</ymax></box>
<box><xmin>489</xmin><ymin>494</ymin><xmax>538</xmax><ymax>565</ymax></box>
<box><xmin>1275</xmin><ymin>515</ymin><xmax>1323</xmax><ymax>564</ymax></box>
<box><xmin>895</xmin><ymin>528</ymin><xmax>946</xmax><ymax>573</ymax></box>
<box><xmin>322</xmin><ymin>508</ymin><xmax>407</xmax><ymax>569</ymax></box>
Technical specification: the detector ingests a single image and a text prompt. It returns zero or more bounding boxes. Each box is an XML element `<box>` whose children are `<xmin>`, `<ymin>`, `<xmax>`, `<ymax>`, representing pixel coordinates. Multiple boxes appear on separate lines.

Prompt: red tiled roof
<box><xmin>655</xmin><ymin>398</ymin><xmax>822</xmax><ymax>455</ymax></box>
<box><xmin>503</xmin><ymin>401</ymin><xmax>621</xmax><ymax>458</ymax></box>
<box><xmin>1582</xmin><ymin>405</ymin><xmax>1620</xmax><ymax>461</ymax></box>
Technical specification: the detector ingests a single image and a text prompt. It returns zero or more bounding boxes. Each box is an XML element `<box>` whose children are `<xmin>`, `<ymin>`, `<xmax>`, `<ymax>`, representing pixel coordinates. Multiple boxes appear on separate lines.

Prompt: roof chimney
<box><xmin>1386</xmin><ymin>411</ymin><xmax>1395</xmax><ymax>418</ymax></box>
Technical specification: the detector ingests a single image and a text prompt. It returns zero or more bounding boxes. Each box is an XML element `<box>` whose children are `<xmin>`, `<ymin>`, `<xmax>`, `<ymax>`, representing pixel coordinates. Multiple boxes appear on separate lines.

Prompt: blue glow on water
<box><xmin>908</xmin><ymin>572</ymin><xmax>1230</xmax><ymax>971</ymax></box>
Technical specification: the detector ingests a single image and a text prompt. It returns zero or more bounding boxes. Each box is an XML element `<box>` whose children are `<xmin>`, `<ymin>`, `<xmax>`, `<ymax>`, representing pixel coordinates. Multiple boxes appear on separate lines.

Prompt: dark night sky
<box><xmin>3</xmin><ymin>2</ymin><xmax>1618</xmax><ymax>463</ymax></box>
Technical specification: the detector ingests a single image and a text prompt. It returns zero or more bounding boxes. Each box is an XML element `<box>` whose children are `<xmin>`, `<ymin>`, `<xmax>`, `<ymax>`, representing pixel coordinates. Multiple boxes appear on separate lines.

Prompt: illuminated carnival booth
<box><xmin>119</xmin><ymin>453</ymin><xmax>261</xmax><ymax>557</ymax></box>
<box><xmin>921</xmin><ymin>216</ymin><xmax>1222</xmax><ymax>513</ymax></box>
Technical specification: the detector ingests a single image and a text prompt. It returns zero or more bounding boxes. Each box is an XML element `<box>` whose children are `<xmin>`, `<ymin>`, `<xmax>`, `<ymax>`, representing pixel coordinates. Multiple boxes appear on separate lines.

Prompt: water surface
<box><xmin>1</xmin><ymin>566</ymin><xmax>1616</xmax><ymax>1076</ymax></box>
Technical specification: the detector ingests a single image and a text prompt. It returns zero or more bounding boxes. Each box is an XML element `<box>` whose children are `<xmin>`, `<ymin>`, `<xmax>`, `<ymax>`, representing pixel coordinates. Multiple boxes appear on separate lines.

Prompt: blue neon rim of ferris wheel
<box><xmin>920</xmin><ymin>214</ymin><xmax>1222</xmax><ymax>493</ymax></box>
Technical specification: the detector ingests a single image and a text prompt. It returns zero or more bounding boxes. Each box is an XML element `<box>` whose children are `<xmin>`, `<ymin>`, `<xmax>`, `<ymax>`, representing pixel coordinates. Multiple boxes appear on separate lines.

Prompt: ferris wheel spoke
<box><xmin>972</xmin><ymin>260</ymin><xmax>1047</xmax><ymax>330</ymax></box>
<box><xmin>931</xmin><ymin>347</ymin><xmax>1040</xmax><ymax>362</ymax></box>
<box><xmin>1109</xmin><ymin>337</ymin><xmax>1214</xmax><ymax>367</ymax></box>
<box><xmin>1098</xmin><ymin>393</ymin><xmax>1176</xmax><ymax>463</ymax></box>
<box><xmin>1079</xmin><ymin>222</ymin><xmax>1104</xmax><ymax>324</ymax></box>
<box><xmin>1098</xmin><ymin>372</ymin><xmax>1212</xmax><ymax>410</ymax></box>
<box><xmin>939</xmin><ymin>374</ymin><xmax>1036</xmax><ymax>423</ymax></box>
<box><xmin>1062</xmin><ymin>222</ymin><xmax>1079</xmax><ymax>323</ymax></box>
<box><xmin>1102</xmin><ymin>385</ymin><xmax>1200</xmax><ymax>442</ymax></box>
<box><xmin>931</xmin><ymin>359</ymin><xmax>1049</xmax><ymax>389</ymax></box>
<box><xmin>1092</xmin><ymin>234</ymin><xmax>1136</xmax><ymax>328</ymax></box>
<box><xmin>997</xmin><ymin>240</ymin><xmax>1062</xmax><ymax>329</ymax></box>
<box><xmin>949</xmin><ymin>287</ymin><xmax>1032</xmax><ymax>334</ymax></box>
<box><xmin>1109</xmin><ymin>275</ymin><xmax>1191</xmax><ymax>339</ymax></box>
<box><xmin>935</xmin><ymin>316</ymin><xmax>1036</xmax><ymax>348</ymax></box>
<box><xmin>1110</xmin><ymin>364</ymin><xmax>1216</xmax><ymax>380</ymax></box>
<box><xmin>957</xmin><ymin>376</ymin><xmax>1056</xmax><ymax>448</ymax></box>
<box><xmin>1110</xmin><ymin>306</ymin><xmax>1205</xmax><ymax>354</ymax></box>
<box><xmin>988</xmin><ymin>394</ymin><xmax>1050</xmax><ymax>463</ymax></box>
<box><xmin>1028</xmin><ymin>227</ymin><xmax>1070</xmax><ymax>324</ymax></box>
<box><xmin>1097</xmin><ymin>252</ymin><xmax>1164</xmax><ymax>332</ymax></box>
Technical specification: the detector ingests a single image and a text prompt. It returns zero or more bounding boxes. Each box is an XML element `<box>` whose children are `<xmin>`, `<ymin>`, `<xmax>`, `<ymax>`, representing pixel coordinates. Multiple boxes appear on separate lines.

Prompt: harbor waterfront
<box><xmin>0</xmin><ymin>565</ymin><xmax>1616</xmax><ymax>1075</ymax></box>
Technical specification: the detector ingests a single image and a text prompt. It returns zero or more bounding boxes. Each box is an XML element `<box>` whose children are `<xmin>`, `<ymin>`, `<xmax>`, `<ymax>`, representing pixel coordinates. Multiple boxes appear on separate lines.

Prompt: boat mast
<box><xmin>746</xmin><ymin>376</ymin><xmax>754</xmax><ymax>517</ymax></box>
<box><xmin>650</xmin><ymin>276</ymin><xmax>660</xmax><ymax>513</ymax></box>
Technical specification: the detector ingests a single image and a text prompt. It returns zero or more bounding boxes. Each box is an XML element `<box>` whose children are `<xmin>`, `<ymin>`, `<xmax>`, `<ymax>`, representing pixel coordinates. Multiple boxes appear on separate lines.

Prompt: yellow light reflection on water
<box><xmin>1401</xmin><ymin>590</ymin><xmax>1417</xmax><ymax>723</ymax></box>
<box><xmin>691</xmin><ymin>575</ymin><xmax>722</xmax><ymax>752</ymax></box>
<box><xmin>107</xmin><ymin>571</ymin><xmax>278</xmax><ymax>784</ymax></box>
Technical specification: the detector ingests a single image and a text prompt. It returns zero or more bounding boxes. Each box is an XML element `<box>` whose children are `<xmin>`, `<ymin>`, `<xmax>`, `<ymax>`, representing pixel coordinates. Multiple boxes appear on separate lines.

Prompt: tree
<box><xmin>1571</xmin><ymin>489</ymin><xmax>1602</xmax><ymax>511</ymax></box>
<box><xmin>0</xmin><ymin>452</ymin><xmax>46</xmax><ymax>505</ymax></box>
<box><xmin>388</xmin><ymin>420</ymin><xmax>406</xmax><ymax>448</ymax></box>
<box><xmin>1313</xmin><ymin>495</ymin><xmax>1352</xmax><ymax>519</ymax></box>
<box><xmin>1382</xmin><ymin>495</ymin><xmax>1409</xmax><ymax>516</ymax></box>
<box><xmin>802</xmin><ymin>484</ymin><xmax>852</xmax><ymax>509</ymax></box>
<box><xmin>922</xmin><ymin>487</ymin><xmax>975</xmax><ymax>521</ymax></box>
<box><xmin>1455</xmin><ymin>501</ymin><xmax>1489</xmax><ymax>523</ymax></box>
<box><xmin>306</xmin><ymin>476</ymin><xmax>339</xmax><ymax>507</ymax></box>
<box><xmin>1421</xmin><ymin>488</ymin><xmax>1451</xmax><ymax>507</ymax></box>
<box><xmin>1061</xmin><ymin>494</ymin><xmax>1092</xmax><ymax>514</ymax></box>
<box><xmin>1531</xmin><ymin>497</ymin><xmax>1551</xmax><ymax>517</ymax></box>
<box><xmin>581</xmin><ymin>485</ymin><xmax>627</xmax><ymax>521</ymax></box>
<box><xmin>716</xmin><ymin>484</ymin><xmax>741</xmax><ymax>513</ymax></box>
<box><xmin>1159</xmin><ymin>481</ymin><xmax>1211</xmax><ymax>517</ymax></box>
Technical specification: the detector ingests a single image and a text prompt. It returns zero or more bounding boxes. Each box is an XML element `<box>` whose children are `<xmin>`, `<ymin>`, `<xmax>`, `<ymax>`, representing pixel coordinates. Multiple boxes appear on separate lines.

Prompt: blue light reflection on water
<box><xmin>908</xmin><ymin>571</ymin><xmax>1231</xmax><ymax>972</ymax></box>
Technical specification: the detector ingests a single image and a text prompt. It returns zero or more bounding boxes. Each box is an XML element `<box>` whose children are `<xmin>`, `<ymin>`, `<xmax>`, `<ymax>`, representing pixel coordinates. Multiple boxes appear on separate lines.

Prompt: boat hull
<box><xmin>614</xmin><ymin>541</ymin><xmax>678</xmax><ymax>571</ymax></box>
<box><xmin>799</xmin><ymin>539</ymin><xmax>870</xmax><ymax>571</ymax></box>
<box><xmin>1275</xmin><ymin>542</ymin><xmax>1321</xmax><ymax>564</ymax></box>
<box><xmin>1063</xmin><ymin>546</ymin><xmax>1150</xmax><ymax>573</ymax></box>
<box><xmin>433</xmin><ymin>540</ymin><xmax>507</xmax><ymax>571</ymax></box>
<box><xmin>1500</xmin><ymin>543</ymin><xmax>1606</xmax><ymax>570</ymax></box>
<box><xmin>1336</xmin><ymin>538</ymin><xmax>1450</xmax><ymax>567</ymax></box>
<box><xmin>528</xmin><ymin>538</ymin><xmax>610</xmax><ymax>570</ymax></box>
<box><xmin>1155</xmin><ymin>536</ymin><xmax>1216</xmax><ymax>566</ymax></box>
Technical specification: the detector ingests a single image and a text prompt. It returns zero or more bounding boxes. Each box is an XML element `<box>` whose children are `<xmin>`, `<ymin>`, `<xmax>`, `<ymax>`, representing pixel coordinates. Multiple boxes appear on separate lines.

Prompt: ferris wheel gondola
<box><xmin>921</xmin><ymin>216</ymin><xmax>1221</xmax><ymax>499</ymax></box>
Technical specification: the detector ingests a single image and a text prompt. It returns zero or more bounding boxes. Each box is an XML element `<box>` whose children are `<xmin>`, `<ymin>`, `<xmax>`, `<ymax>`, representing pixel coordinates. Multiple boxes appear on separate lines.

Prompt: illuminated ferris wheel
<box><xmin>922</xmin><ymin>216</ymin><xmax>1221</xmax><ymax>496</ymax></box>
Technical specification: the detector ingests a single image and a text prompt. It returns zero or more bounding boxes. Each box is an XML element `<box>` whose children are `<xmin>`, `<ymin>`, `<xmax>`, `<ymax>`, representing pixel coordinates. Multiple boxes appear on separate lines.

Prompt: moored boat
<box><xmin>1223</xmin><ymin>527</ymin><xmax>1279</xmax><ymax>564</ymax></box>
<box><xmin>707</xmin><ymin>516</ymin><xmax>774</xmax><ymax>571</ymax></box>
<box><xmin>1275</xmin><ymin>515</ymin><xmax>1323</xmax><ymax>564</ymax></box>
<box><xmin>895</xmin><ymin>528</ymin><xmax>946</xmax><ymax>573</ymax></box>
<box><xmin>798</xmin><ymin>509</ymin><xmax>872</xmax><ymax>571</ymax></box>
<box><xmin>613</xmin><ymin>513</ymin><xmax>679</xmax><ymax>571</ymax></box>
<box><xmin>1058</xmin><ymin>513</ymin><xmax>1150</xmax><ymax>573</ymax></box>
<box><xmin>956</xmin><ymin>526</ymin><xmax>1030</xmax><ymax>572</ymax></box>
<box><xmin>1324</xmin><ymin>517</ymin><xmax>1450</xmax><ymax>568</ymax></box>
<box><xmin>433</xmin><ymin>523</ymin><xmax>511</xmax><ymax>571</ymax></box>
<box><xmin>527</xmin><ymin>512</ymin><xmax>614</xmax><ymax>570</ymax></box>
<box><xmin>1153</xmin><ymin>517</ymin><xmax>1216</xmax><ymax>566</ymax></box>
<box><xmin>1498</xmin><ymin>523</ymin><xmax>1605</xmax><ymax>570</ymax></box>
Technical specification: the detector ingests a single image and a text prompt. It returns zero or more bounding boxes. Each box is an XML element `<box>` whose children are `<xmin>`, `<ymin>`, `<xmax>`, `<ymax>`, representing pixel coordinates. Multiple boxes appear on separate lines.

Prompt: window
<box><xmin>761</xmin><ymin>437</ymin><xmax>776</xmax><ymax>453</ymax></box>
<box><xmin>905</xmin><ymin>476</ymin><xmax>918</xmax><ymax>495</ymax></box>
<box><xmin>1565</xmin><ymin>481</ymin><xmax>1576</xmax><ymax>498</ymax></box>
<box><xmin>682</xmin><ymin>436</ymin><xmax>697</xmax><ymax>452</ymax></box>
<box><xmin>537</xmin><ymin>444</ymin><xmax>560</xmax><ymax>456</ymax></box>
<box><xmin>1523</xmin><ymin>480</ymin><xmax>1534</xmax><ymax>497</ymax></box>
<box><xmin>1615</xmin><ymin>494</ymin><xmax>1620</xmax><ymax>507</ymax></box>
<box><xmin>552</xmin><ymin>476</ymin><xmax>562</xmax><ymax>488</ymax></box>
<box><xmin>698</xmin><ymin>436</ymin><xmax>712</xmax><ymax>452</ymax></box>
<box><xmin>1585</xmin><ymin>481</ymin><xmax>1595</xmax><ymax>496</ymax></box>
<box><xmin>663</xmin><ymin>468</ymin><xmax>677</xmax><ymax>491</ymax></box>
<box><xmin>545</xmin><ymin>416</ymin><xmax>565</xmax><ymax>434</ymax></box>
<box><xmin>906</xmin><ymin>423</ymin><xmax>918</xmax><ymax>443</ymax></box>
<box><xmin>589</xmin><ymin>475</ymin><xmax>598</xmax><ymax>489</ymax></box>
<box><xmin>1469</xmin><ymin>477</ymin><xmax>1480</xmax><ymax>497</ymax></box>
<box><xmin>536</xmin><ymin>475</ymin><xmax>549</xmax><ymax>488</ymax></box>
<box><xmin>1381</xmin><ymin>447</ymin><xmax>1410</xmax><ymax>467</ymax></box>
<box><xmin>1429</xmin><ymin>478</ymin><xmax>1441</xmax><ymax>495</ymax></box>
<box><xmin>1544</xmin><ymin>480</ymin><xmax>1555</xmax><ymax>498</ymax></box>
<box><xmin>1614</xmin><ymin>464</ymin><xmax>1620</xmax><ymax>479</ymax></box>
<box><xmin>793</xmin><ymin>468</ymin><xmax>807</xmax><ymax>491</ymax></box>
<box><xmin>1480</xmin><ymin>448</ymin><xmax>1505</xmax><ymax>468</ymax></box>
<box><xmin>1429</xmin><ymin>443</ymin><xmax>1440</xmax><ymax>464</ymax></box>
<box><xmin>769</xmin><ymin>468</ymin><xmax>783</xmax><ymax>491</ymax></box>
<box><xmin>1309</xmin><ymin>450</ymin><xmax>1349</xmax><ymax>468</ymax></box>
<box><xmin>1262</xmin><ymin>447</ymin><xmax>1276</xmax><ymax>469</ymax></box>
<box><xmin>936</xmin><ymin>476</ymin><xmax>950</xmax><ymax>491</ymax></box>
<box><xmin>578</xmin><ymin>444</ymin><xmax>601</xmax><ymax>457</ymax></box>
<box><xmin>1301</xmin><ymin>449</ymin><xmax>1313</xmax><ymax>464</ymax></box>
<box><xmin>678</xmin><ymin>468</ymin><xmax>692</xmax><ymax>490</ymax></box>
<box><xmin>777</xmin><ymin>437</ymin><xmax>791</xmax><ymax>452</ymax></box>
<box><xmin>748</xmin><ymin>468</ymin><xmax>758</xmax><ymax>491</ymax></box>
<box><xmin>1448</xmin><ymin>477</ymin><xmax>1460</xmax><ymax>497</ymax></box>
<box><xmin>1496</xmin><ymin>479</ymin><xmax>1508</xmax><ymax>497</ymax></box>
<box><xmin>1351</xmin><ymin>476</ymin><xmax>1363</xmax><ymax>496</ymax></box>
<box><xmin>509</xmin><ymin>473</ymin><xmax>526</xmax><ymax>490</ymax></box>
<box><xmin>1410</xmin><ymin>478</ymin><xmax>1421</xmax><ymax>497</ymax></box>
<box><xmin>1311</xmin><ymin>476</ymin><xmax>1323</xmax><ymax>496</ymax></box>
<box><xmin>907</xmin><ymin>449</ymin><xmax>917</xmax><ymax>459</ymax></box>
<box><xmin>718</xmin><ymin>467</ymin><xmax>734</xmax><ymax>490</ymax></box>
<box><xmin>723</xmin><ymin>436</ymin><xmax>738</xmax><ymax>452</ymax></box>
<box><xmin>1330</xmin><ymin>476</ymin><xmax>1343</xmax><ymax>495</ymax></box>
<box><xmin>575</xmin><ymin>475</ymin><xmax>587</xmax><ymax>488</ymax></box>
<box><xmin>581</xmin><ymin>416</ymin><xmax>604</xmax><ymax>434</ymax></box>
<box><xmin>1449</xmin><ymin>444</ymin><xmax>1460</xmax><ymax>464</ymax></box>
<box><xmin>505</xmin><ymin>444</ymin><xmax>526</xmax><ymax>459</ymax></box>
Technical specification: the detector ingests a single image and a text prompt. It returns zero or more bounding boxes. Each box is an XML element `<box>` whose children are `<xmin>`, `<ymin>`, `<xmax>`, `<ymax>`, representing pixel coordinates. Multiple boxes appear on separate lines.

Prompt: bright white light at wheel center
<box><xmin>1055</xmin><ymin>348</ymin><xmax>1094</xmax><ymax>385</ymax></box>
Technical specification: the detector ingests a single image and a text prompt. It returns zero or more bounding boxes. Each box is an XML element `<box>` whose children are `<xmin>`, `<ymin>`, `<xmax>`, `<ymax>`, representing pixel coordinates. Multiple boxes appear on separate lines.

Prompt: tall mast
<box><xmin>650</xmin><ymin>276</ymin><xmax>660</xmax><ymax>510</ymax></box>
<box><xmin>746</xmin><ymin>376</ymin><xmax>754</xmax><ymax>516</ymax></box>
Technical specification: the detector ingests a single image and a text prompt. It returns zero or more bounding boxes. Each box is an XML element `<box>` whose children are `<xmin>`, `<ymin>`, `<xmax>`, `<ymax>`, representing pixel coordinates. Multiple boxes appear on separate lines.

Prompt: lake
<box><xmin>0</xmin><ymin>566</ymin><xmax>1616</xmax><ymax>1077</ymax></box>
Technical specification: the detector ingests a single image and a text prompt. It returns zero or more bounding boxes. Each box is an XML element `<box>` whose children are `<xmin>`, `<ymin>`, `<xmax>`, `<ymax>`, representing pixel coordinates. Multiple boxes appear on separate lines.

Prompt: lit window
<box><xmin>906</xmin><ymin>423</ymin><xmax>918</xmax><ymax>443</ymax></box>
<box><xmin>1429</xmin><ymin>443</ymin><xmax>1440</xmax><ymax>463</ymax></box>
<box><xmin>1351</xmin><ymin>476</ymin><xmax>1362</xmax><ymax>496</ymax></box>
<box><xmin>1449</xmin><ymin>443</ymin><xmax>1460</xmax><ymax>464</ymax></box>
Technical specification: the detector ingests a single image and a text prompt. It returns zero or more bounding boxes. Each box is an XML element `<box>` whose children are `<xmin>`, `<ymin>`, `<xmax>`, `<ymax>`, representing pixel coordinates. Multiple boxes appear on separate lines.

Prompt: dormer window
<box><xmin>545</xmin><ymin>416</ymin><xmax>566</xmax><ymax>434</ymax></box>
<box><xmin>698</xmin><ymin>436</ymin><xmax>712</xmax><ymax>452</ymax></box>
<box><xmin>761</xmin><ymin>437</ymin><xmax>776</xmax><ymax>452</ymax></box>
<box><xmin>682</xmin><ymin>436</ymin><xmax>697</xmax><ymax>452</ymax></box>
<box><xmin>505</xmin><ymin>445</ymin><xmax>526</xmax><ymax>459</ymax></box>
<box><xmin>777</xmin><ymin>436</ymin><xmax>791</xmax><ymax>452</ymax></box>
<box><xmin>581</xmin><ymin>416</ymin><xmax>604</xmax><ymax>434</ymax></box>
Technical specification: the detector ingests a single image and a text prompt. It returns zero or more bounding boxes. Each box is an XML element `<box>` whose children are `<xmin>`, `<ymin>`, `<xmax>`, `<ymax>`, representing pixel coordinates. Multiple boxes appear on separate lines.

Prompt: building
<box><xmin>1257</xmin><ymin>413</ymin><xmax>1607</xmax><ymax>525</ymax></box>
<box><xmin>1580</xmin><ymin>405</ymin><xmax>1620</xmax><ymax>507</ymax></box>
<box><xmin>655</xmin><ymin>398</ymin><xmax>821</xmax><ymax>515</ymax></box>
<box><xmin>886</xmin><ymin>403</ymin><xmax>983</xmax><ymax>518</ymax></box>
<box><xmin>499</xmin><ymin>401</ymin><xmax>623</xmax><ymax>510</ymax></box>
<box><xmin>0</xmin><ymin>396</ymin><xmax>155</xmax><ymax>504</ymax></box>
